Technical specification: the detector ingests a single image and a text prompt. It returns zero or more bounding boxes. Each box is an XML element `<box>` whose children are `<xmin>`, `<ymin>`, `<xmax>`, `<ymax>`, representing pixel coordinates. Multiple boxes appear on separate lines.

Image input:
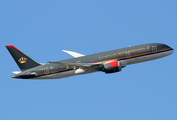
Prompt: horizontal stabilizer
<box><xmin>62</xmin><ymin>50</ymin><xmax>85</xmax><ymax>58</ymax></box>
<box><xmin>12</xmin><ymin>71</ymin><xmax>21</xmax><ymax>74</ymax></box>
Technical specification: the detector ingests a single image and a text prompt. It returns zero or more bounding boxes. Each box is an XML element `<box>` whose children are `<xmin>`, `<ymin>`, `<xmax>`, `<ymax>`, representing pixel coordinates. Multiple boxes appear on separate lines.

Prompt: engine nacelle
<box><xmin>101</xmin><ymin>61</ymin><xmax>122</xmax><ymax>73</ymax></box>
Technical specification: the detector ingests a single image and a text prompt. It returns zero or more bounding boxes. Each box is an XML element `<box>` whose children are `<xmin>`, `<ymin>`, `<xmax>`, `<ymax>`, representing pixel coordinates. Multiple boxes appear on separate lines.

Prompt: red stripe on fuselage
<box><xmin>36</xmin><ymin>67</ymin><xmax>73</xmax><ymax>76</ymax></box>
<box><xmin>36</xmin><ymin>47</ymin><xmax>171</xmax><ymax>76</ymax></box>
<box><xmin>89</xmin><ymin>47</ymin><xmax>171</xmax><ymax>63</ymax></box>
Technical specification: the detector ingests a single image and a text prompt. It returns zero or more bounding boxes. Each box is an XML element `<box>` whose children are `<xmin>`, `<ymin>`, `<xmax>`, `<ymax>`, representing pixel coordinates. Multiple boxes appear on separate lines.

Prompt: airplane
<box><xmin>6</xmin><ymin>43</ymin><xmax>174</xmax><ymax>79</ymax></box>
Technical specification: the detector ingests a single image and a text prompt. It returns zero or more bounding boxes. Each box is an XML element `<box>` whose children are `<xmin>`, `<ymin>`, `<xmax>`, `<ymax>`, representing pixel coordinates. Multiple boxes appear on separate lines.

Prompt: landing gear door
<box><xmin>152</xmin><ymin>46</ymin><xmax>157</xmax><ymax>53</ymax></box>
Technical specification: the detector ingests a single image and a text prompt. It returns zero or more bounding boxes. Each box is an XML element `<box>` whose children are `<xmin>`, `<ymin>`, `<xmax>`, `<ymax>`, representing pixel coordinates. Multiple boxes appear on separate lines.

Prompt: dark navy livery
<box><xmin>6</xmin><ymin>43</ymin><xmax>174</xmax><ymax>79</ymax></box>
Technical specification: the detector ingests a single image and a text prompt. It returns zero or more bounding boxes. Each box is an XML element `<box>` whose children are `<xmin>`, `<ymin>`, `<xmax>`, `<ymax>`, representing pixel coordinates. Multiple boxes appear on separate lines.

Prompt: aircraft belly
<box><xmin>33</xmin><ymin>69</ymin><xmax>98</xmax><ymax>79</ymax></box>
<box><xmin>33</xmin><ymin>70</ymin><xmax>74</xmax><ymax>79</ymax></box>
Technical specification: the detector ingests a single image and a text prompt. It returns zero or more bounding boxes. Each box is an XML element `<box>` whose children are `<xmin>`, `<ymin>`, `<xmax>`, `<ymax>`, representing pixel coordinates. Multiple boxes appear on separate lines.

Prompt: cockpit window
<box><xmin>163</xmin><ymin>45</ymin><xmax>169</xmax><ymax>48</ymax></box>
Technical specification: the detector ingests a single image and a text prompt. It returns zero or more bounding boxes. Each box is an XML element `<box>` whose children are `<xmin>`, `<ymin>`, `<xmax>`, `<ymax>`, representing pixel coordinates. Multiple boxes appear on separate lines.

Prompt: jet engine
<box><xmin>100</xmin><ymin>61</ymin><xmax>122</xmax><ymax>73</ymax></box>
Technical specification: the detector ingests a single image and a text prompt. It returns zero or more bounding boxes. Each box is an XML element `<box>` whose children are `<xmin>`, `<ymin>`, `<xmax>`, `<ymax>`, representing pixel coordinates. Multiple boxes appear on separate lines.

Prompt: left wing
<box><xmin>49</xmin><ymin>61</ymin><xmax>102</xmax><ymax>68</ymax></box>
<box><xmin>50</xmin><ymin>61</ymin><xmax>103</xmax><ymax>74</ymax></box>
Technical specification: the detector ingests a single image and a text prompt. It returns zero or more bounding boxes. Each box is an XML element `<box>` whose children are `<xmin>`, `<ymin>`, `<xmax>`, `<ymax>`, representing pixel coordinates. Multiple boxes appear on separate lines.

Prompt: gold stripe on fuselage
<box><xmin>36</xmin><ymin>47</ymin><xmax>171</xmax><ymax>76</ymax></box>
<box><xmin>91</xmin><ymin>47</ymin><xmax>171</xmax><ymax>64</ymax></box>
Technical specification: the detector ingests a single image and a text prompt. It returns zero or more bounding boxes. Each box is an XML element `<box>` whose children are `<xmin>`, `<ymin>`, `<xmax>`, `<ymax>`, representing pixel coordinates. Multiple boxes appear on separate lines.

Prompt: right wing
<box><xmin>62</xmin><ymin>50</ymin><xmax>85</xmax><ymax>58</ymax></box>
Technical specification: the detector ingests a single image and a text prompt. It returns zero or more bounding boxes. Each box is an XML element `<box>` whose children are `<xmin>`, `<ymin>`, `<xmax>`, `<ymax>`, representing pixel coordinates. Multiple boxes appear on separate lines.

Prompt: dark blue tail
<box><xmin>6</xmin><ymin>45</ymin><xmax>41</xmax><ymax>71</ymax></box>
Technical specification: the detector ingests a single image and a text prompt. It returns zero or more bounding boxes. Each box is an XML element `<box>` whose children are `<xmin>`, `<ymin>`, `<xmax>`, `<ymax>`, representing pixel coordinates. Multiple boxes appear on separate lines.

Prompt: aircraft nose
<box><xmin>162</xmin><ymin>44</ymin><xmax>174</xmax><ymax>54</ymax></box>
<box><xmin>171</xmin><ymin>48</ymin><xmax>174</xmax><ymax>53</ymax></box>
<box><xmin>168</xmin><ymin>45</ymin><xmax>174</xmax><ymax>54</ymax></box>
<box><xmin>163</xmin><ymin>44</ymin><xmax>173</xmax><ymax>50</ymax></box>
<box><xmin>169</xmin><ymin>45</ymin><xmax>174</xmax><ymax>51</ymax></box>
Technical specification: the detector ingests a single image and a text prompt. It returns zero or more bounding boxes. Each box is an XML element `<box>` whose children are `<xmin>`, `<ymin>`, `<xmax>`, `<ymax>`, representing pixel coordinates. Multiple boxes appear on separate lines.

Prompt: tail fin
<box><xmin>6</xmin><ymin>45</ymin><xmax>41</xmax><ymax>71</ymax></box>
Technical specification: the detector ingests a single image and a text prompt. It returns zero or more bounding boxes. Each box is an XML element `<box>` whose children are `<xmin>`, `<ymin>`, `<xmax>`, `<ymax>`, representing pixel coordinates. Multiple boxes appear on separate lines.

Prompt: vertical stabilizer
<box><xmin>6</xmin><ymin>45</ymin><xmax>41</xmax><ymax>71</ymax></box>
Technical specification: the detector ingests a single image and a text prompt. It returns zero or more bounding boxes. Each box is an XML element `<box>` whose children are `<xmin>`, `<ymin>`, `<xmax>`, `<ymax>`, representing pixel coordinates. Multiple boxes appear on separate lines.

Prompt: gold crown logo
<box><xmin>18</xmin><ymin>57</ymin><xmax>27</xmax><ymax>64</ymax></box>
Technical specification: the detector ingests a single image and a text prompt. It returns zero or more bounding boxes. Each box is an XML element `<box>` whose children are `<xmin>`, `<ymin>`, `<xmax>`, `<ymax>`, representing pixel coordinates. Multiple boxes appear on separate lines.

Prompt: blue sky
<box><xmin>1</xmin><ymin>0</ymin><xmax>177</xmax><ymax>120</ymax></box>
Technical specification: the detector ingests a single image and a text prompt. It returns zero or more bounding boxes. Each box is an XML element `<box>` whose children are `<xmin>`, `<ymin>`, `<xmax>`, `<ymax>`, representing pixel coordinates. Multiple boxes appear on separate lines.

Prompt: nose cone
<box><xmin>163</xmin><ymin>44</ymin><xmax>174</xmax><ymax>50</ymax></box>
<box><xmin>169</xmin><ymin>45</ymin><xmax>174</xmax><ymax>52</ymax></box>
<box><xmin>167</xmin><ymin>45</ymin><xmax>174</xmax><ymax>54</ymax></box>
<box><xmin>171</xmin><ymin>49</ymin><xmax>174</xmax><ymax>54</ymax></box>
<box><xmin>161</xmin><ymin>43</ymin><xmax>174</xmax><ymax>55</ymax></box>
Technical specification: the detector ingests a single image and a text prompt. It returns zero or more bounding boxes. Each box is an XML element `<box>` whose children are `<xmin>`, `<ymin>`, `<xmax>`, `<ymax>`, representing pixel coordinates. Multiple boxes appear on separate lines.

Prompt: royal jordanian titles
<box><xmin>6</xmin><ymin>43</ymin><xmax>174</xmax><ymax>79</ymax></box>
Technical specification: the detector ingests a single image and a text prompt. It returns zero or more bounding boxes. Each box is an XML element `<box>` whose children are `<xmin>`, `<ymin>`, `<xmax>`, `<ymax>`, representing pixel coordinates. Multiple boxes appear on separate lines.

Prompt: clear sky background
<box><xmin>0</xmin><ymin>0</ymin><xmax>176</xmax><ymax>120</ymax></box>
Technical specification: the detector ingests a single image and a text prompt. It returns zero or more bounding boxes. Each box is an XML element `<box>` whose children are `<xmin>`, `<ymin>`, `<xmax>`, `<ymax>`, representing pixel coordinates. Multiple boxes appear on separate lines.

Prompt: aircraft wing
<box><xmin>49</xmin><ymin>61</ymin><xmax>102</xmax><ymax>68</ymax></box>
<box><xmin>62</xmin><ymin>50</ymin><xmax>85</xmax><ymax>58</ymax></box>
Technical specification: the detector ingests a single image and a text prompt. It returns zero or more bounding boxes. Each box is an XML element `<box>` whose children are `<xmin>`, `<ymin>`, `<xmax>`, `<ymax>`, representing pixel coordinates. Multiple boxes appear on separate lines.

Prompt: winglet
<box><xmin>62</xmin><ymin>50</ymin><xmax>85</xmax><ymax>58</ymax></box>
